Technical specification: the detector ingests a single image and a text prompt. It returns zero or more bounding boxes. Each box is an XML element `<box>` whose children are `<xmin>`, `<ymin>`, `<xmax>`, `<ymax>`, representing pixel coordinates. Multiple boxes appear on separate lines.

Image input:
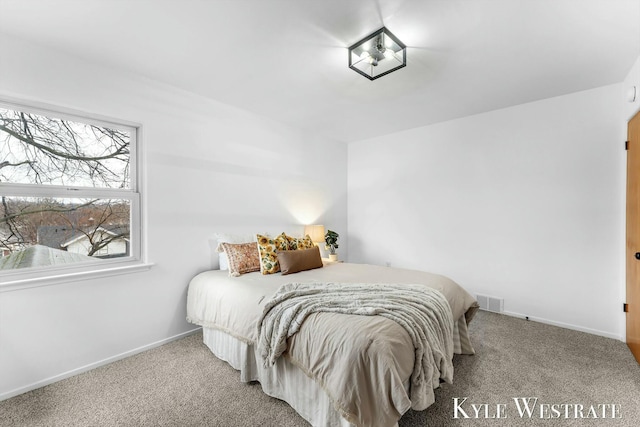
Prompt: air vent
<box><xmin>477</xmin><ymin>294</ymin><xmax>504</xmax><ymax>313</ymax></box>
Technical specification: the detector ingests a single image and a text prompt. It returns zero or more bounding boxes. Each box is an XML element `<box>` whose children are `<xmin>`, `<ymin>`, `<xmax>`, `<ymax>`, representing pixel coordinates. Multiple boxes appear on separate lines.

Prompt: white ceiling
<box><xmin>0</xmin><ymin>0</ymin><xmax>639</xmax><ymax>142</ymax></box>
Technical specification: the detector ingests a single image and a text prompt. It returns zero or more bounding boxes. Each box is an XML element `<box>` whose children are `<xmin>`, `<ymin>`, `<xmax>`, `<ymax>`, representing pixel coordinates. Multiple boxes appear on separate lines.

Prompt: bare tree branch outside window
<box><xmin>1</xmin><ymin>108</ymin><xmax>130</xmax><ymax>188</ymax></box>
<box><xmin>0</xmin><ymin>106</ymin><xmax>133</xmax><ymax>268</ymax></box>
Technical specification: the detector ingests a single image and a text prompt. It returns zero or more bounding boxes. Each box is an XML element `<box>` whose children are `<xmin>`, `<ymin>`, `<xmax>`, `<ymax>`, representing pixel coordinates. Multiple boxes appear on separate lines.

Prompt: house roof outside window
<box><xmin>0</xmin><ymin>245</ymin><xmax>96</xmax><ymax>270</ymax></box>
<box><xmin>37</xmin><ymin>225</ymin><xmax>130</xmax><ymax>250</ymax></box>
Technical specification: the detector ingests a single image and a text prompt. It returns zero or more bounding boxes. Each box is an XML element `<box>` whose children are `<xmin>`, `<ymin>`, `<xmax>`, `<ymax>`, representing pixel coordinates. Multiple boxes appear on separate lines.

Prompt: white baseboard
<box><xmin>500</xmin><ymin>310</ymin><xmax>623</xmax><ymax>341</ymax></box>
<box><xmin>0</xmin><ymin>327</ymin><xmax>202</xmax><ymax>402</ymax></box>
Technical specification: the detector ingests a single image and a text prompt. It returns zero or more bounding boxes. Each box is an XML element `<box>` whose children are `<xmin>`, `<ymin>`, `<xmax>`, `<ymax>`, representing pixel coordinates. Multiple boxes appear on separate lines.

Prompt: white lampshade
<box><xmin>304</xmin><ymin>224</ymin><xmax>325</xmax><ymax>244</ymax></box>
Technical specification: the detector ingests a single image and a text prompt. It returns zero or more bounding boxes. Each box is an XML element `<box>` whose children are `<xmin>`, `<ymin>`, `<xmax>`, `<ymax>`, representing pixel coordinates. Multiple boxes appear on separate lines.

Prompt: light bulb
<box><xmin>384</xmin><ymin>35</ymin><xmax>394</xmax><ymax>49</ymax></box>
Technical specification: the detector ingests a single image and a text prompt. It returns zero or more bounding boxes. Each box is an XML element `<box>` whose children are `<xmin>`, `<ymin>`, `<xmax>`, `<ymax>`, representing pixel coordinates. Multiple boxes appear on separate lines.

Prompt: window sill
<box><xmin>0</xmin><ymin>262</ymin><xmax>155</xmax><ymax>293</ymax></box>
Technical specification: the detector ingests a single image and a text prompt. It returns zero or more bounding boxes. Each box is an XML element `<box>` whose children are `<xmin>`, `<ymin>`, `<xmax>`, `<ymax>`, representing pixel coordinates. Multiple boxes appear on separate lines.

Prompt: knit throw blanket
<box><xmin>257</xmin><ymin>282</ymin><xmax>455</xmax><ymax>410</ymax></box>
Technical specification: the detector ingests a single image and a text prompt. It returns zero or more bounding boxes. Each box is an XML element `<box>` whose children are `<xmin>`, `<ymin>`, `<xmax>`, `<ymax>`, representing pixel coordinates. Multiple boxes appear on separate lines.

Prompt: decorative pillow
<box><xmin>212</xmin><ymin>233</ymin><xmax>256</xmax><ymax>270</ymax></box>
<box><xmin>285</xmin><ymin>234</ymin><xmax>315</xmax><ymax>250</ymax></box>
<box><xmin>219</xmin><ymin>242</ymin><xmax>260</xmax><ymax>277</ymax></box>
<box><xmin>278</xmin><ymin>246</ymin><xmax>323</xmax><ymax>275</ymax></box>
<box><xmin>256</xmin><ymin>233</ymin><xmax>289</xmax><ymax>274</ymax></box>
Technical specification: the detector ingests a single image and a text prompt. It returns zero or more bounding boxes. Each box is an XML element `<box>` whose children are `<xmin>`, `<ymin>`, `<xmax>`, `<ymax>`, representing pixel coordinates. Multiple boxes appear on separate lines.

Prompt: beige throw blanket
<box><xmin>257</xmin><ymin>282</ymin><xmax>455</xmax><ymax>416</ymax></box>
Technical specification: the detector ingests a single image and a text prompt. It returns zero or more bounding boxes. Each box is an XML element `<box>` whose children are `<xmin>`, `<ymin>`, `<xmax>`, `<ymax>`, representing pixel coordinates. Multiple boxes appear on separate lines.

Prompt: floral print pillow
<box><xmin>219</xmin><ymin>242</ymin><xmax>260</xmax><ymax>277</ymax></box>
<box><xmin>256</xmin><ymin>233</ymin><xmax>289</xmax><ymax>274</ymax></box>
<box><xmin>286</xmin><ymin>234</ymin><xmax>315</xmax><ymax>250</ymax></box>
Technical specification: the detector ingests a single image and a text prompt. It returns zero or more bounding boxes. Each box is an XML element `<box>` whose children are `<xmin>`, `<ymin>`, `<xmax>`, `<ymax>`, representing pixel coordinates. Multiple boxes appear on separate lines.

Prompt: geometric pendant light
<box><xmin>348</xmin><ymin>27</ymin><xmax>406</xmax><ymax>80</ymax></box>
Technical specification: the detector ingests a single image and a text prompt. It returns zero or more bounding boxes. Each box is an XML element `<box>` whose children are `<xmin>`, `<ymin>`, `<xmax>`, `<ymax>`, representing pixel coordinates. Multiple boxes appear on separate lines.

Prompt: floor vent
<box><xmin>477</xmin><ymin>294</ymin><xmax>504</xmax><ymax>313</ymax></box>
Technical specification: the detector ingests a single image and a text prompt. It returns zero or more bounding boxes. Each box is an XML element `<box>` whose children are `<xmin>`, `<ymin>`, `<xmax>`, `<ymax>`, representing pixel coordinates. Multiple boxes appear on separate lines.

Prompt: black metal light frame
<box><xmin>348</xmin><ymin>27</ymin><xmax>407</xmax><ymax>81</ymax></box>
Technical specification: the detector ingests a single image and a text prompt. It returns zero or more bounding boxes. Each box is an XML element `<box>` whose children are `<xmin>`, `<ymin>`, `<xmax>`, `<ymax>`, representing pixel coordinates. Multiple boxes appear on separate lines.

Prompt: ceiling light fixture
<box><xmin>348</xmin><ymin>27</ymin><xmax>406</xmax><ymax>80</ymax></box>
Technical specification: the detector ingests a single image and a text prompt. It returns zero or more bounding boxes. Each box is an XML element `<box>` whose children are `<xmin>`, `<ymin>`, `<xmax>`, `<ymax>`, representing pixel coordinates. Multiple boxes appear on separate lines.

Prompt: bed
<box><xmin>186</xmin><ymin>256</ymin><xmax>478</xmax><ymax>427</ymax></box>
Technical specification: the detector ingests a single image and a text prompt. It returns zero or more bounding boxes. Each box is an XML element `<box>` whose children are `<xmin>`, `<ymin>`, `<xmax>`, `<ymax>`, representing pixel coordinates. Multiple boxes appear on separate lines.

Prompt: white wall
<box><xmin>624</xmin><ymin>55</ymin><xmax>640</xmax><ymax>120</ymax></box>
<box><xmin>348</xmin><ymin>84</ymin><xmax>626</xmax><ymax>339</ymax></box>
<box><xmin>0</xmin><ymin>34</ymin><xmax>347</xmax><ymax>399</ymax></box>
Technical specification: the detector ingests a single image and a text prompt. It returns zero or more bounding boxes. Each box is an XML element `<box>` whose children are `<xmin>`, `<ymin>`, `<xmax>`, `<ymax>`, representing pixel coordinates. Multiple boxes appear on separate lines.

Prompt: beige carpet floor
<box><xmin>1</xmin><ymin>311</ymin><xmax>639</xmax><ymax>426</ymax></box>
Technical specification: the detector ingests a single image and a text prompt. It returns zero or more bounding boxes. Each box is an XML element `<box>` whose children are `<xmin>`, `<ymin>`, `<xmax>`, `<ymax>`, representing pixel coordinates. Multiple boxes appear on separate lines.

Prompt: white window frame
<box><xmin>0</xmin><ymin>97</ymin><xmax>150</xmax><ymax>291</ymax></box>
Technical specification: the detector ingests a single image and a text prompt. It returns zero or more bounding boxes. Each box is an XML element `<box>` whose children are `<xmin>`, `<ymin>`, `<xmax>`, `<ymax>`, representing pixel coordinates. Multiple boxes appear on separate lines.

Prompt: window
<box><xmin>0</xmin><ymin>98</ymin><xmax>144</xmax><ymax>286</ymax></box>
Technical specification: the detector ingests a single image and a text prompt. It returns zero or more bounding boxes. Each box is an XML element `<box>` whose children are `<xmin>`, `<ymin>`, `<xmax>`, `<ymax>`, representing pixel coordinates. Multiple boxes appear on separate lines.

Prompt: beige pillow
<box><xmin>278</xmin><ymin>246</ymin><xmax>323</xmax><ymax>275</ymax></box>
<box><xmin>219</xmin><ymin>242</ymin><xmax>260</xmax><ymax>277</ymax></box>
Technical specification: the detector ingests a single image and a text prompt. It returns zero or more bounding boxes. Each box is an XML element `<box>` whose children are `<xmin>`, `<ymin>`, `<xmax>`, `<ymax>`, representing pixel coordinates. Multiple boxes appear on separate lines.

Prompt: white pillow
<box><xmin>209</xmin><ymin>233</ymin><xmax>257</xmax><ymax>270</ymax></box>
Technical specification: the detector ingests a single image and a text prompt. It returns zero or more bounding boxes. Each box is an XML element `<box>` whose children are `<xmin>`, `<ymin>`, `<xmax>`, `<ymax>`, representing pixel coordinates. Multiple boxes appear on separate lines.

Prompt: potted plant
<box><xmin>324</xmin><ymin>229</ymin><xmax>339</xmax><ymax>261</ymax></box>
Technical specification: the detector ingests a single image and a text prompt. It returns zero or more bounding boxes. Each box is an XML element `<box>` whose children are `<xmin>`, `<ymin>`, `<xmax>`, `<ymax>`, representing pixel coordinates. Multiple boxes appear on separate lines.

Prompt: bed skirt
<box><xmin>203</xmin><ymin>327</ymin><xmax>358</xmax><ymax>426</ymax></box>
<box><xmin>201</xmin><ymin>314</ymin><xmax>472</xmax><ymax>427</ymax></box>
